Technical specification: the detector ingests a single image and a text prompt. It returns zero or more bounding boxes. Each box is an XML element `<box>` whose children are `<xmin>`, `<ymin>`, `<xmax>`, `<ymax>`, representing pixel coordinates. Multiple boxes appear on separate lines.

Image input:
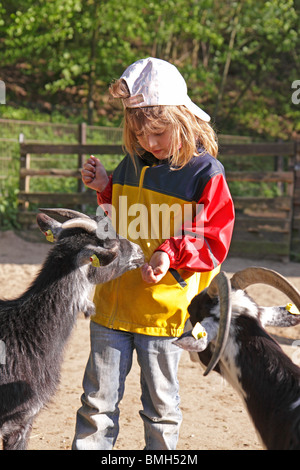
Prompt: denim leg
<box><xmin>134</xmin><ymin>334</ymin><xmax>183</xmax><ymax>450</ymax></box>
<box><xmin>72</xmin><ymin>322</ymin><xmax>134</xmax><ymax>450</ymax></box>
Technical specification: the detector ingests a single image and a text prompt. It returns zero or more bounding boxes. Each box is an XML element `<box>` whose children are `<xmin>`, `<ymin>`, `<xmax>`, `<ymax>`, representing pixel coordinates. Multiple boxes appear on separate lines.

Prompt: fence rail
<box><xmin>17</xmin><ymin>139</ymin><xmax>300</xmax><ymax>262</ymax></box>
<box><xmin>18</xmin><ymin>143</ymin><xmax>123</xmax><ymax>155</ymax></box>
<box><xmin>2</xmin><ymin>118</ymin><xmax>298</xmax><ymax>260</ymax></box>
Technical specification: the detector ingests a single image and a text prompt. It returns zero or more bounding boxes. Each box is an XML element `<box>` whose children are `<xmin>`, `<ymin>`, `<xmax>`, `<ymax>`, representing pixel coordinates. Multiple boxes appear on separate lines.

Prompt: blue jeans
<box><xmin>72</xmin><ymin>321</ymin><xmax>182</xmax><ymax>450</ymax></box>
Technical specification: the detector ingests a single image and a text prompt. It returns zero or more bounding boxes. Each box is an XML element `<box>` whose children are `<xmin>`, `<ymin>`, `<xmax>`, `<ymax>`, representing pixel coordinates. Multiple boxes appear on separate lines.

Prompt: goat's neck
<box><xmin>21</xmin><ymin>256</ymin><xmax>91</xmax><ymax>342</ymax></box>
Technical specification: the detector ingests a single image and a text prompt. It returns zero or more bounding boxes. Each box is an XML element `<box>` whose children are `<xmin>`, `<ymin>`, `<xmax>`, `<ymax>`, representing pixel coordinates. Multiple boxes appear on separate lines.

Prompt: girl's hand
<box><xmin>141</xmin><ymin>251</ymin><xmax>170</xmax><ymax>284</ymax></box>
<box><xmin>81</xmin><ymin>155</ymin><xmax>109</xmax><ymax>192</ymax></box>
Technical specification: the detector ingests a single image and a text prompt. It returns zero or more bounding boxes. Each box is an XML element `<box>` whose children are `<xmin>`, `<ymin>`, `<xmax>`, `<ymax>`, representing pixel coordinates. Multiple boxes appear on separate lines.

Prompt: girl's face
<box><xmin>135</xmin><ymin>128</ymin><xmax>174</xmax><ymax>160</ymax></box>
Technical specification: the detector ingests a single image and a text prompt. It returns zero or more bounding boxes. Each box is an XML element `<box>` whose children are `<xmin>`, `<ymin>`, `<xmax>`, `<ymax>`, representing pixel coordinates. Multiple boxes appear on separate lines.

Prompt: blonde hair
<box><xmin>109</xmin><ymin>79</ymin><xmax>218</xmax><ymax>169</ymax></box>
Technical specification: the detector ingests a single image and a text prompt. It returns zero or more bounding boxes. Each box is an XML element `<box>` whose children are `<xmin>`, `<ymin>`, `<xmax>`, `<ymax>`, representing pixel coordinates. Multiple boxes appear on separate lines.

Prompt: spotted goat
<box><xmin>176</xmin><ymin>267</ymin><xmax>300</xmax><ymax>450</ymax></box>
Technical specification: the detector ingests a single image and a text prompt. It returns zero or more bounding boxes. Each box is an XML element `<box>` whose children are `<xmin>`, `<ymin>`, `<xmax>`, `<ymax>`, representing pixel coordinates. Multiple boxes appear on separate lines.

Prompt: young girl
<box><xmin>72</xmin><ymin>57</ymin><xmax>235</xmax><ymax>450</ymax></box>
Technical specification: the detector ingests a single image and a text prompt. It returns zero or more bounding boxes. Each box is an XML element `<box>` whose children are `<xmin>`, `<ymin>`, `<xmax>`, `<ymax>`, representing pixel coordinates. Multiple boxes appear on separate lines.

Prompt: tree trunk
<box><xmin>213</xmin><ymin>2</ymin><xmax>243</xmax><ymax>121</ymax></box>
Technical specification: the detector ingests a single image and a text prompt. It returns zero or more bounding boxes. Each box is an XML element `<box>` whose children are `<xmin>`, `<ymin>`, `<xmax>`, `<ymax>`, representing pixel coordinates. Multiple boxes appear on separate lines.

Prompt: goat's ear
<box><xmin>77</xmin><ymin>247</ymin><xmax>118</xmax><ymax>267</ymax></box>
<box><xmin>93</xmin><ymin>249</ymin><xmax>118</xmax><ymax>267</ymax></box>
<box><xmin>36</xmin><ymin>213</ymin><xmax>62</xmax><ymax>242</ymax></box>
<box><xmin>175</xmin><ymin>316</ymin><xmax>219</xmax><ymax>352</ymax></box>
<box><xmin>174</xmin><ymin>330</ymin><xmax>209</xmax><ymax>352</ymax></box>
<box><xmin>260</xmin><ymin>306</ymin><xmax>300</xmax><ymax>328</ymax></box>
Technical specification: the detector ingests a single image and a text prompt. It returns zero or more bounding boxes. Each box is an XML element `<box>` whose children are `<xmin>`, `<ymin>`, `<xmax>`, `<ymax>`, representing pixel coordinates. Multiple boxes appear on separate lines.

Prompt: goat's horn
<box><xmin>62</xmin><ymin>218</ymin><xmax>98</xmax><ymax>233</ymax></box>
<box><xmin>231</xmin><ymin>267</ymin><xmax>300</xmax><ymax>311</ymax></box>
<box><xmin>204</xmin><ymin>272</ymin><xmax>232</xmax><ymax>376</ymax></box>
<box><xmin>39</xmin><ymin>208</ymin><xmax>91</xmax><ymax>220</ymax></box>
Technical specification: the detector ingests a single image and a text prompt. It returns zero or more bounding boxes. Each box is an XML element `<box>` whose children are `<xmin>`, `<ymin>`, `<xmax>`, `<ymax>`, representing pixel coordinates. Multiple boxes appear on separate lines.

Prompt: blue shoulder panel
<box><xmin>113</xmin><ymin>152</ymin><xmax>225</xmax><ymax>202</ymax></box>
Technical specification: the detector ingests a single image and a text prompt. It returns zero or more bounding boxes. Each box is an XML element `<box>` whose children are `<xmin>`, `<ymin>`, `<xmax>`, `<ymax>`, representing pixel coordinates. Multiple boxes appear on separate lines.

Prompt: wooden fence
<box><xmin>18</xmin><ymin>140</ymin><xmax>300</xmax><ymax>262</ymax></box>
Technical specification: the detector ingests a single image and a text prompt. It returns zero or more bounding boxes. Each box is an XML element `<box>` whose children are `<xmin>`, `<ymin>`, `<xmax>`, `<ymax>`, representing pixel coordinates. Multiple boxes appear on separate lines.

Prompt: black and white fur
<box><xmin>176</xmin><ymin>271</ymin><xmax>300</xmax><ymax>450</ymax></box>
<box><xmin>0</xmin><ymin>208</ymin><xmax>144</xmax><ymax>450</ymax></box>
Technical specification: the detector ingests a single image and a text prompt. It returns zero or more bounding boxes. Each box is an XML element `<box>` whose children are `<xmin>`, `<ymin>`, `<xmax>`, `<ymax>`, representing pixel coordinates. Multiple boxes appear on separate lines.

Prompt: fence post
<box><xmin>274</xmin><ymin>139</ymin><xmax>284</xmax><ymax>195</ymax></box>
<box><xmin>19</xmin><ymin>139</ymin><xmax>30</xmax><ymax>212</ymax></box>
<box><xmin>290</xmin><ymin>140</ymin><xmax>300</xmax><ymax>261</ymax></box>
<box><xmin>78</xmin><ymin>123</ymin><xmax>86</xmax><ymax>210</ymax></box>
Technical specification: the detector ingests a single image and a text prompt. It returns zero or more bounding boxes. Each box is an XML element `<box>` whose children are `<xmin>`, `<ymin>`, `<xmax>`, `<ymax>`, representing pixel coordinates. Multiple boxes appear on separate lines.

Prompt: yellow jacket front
<box><xmin>92</xmin><ymin>152</ymin><xmax>235</xmax><ymax>337</ymax></box>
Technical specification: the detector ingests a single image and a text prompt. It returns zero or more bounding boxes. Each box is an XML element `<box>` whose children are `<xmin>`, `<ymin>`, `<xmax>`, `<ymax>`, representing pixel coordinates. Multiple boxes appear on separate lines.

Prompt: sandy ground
<box><xmin>0</xmin><ymin>229</ymin><xmax>300</xmax><ymax>451</ymax></box>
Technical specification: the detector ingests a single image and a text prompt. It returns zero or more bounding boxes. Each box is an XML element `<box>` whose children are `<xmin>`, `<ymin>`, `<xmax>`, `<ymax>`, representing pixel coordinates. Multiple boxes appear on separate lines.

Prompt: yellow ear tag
<box><xmin>90</xmin><ymin>254</ymin><xmax>101</xmax><ymax>267</ymax></box>
<box><xmin>192</xmin><ymin>322</ymin><xmax>207</xmax><ymax>340</ymax></box>
<box><xmin>286</xmin><ymin>303</ymin><xmax>300</xmax><ymax>315</ymax></box>
<box><xmin>45</xmin><ymin>230</ymin><xmax>54</xmax><ymax>242</ymax></box>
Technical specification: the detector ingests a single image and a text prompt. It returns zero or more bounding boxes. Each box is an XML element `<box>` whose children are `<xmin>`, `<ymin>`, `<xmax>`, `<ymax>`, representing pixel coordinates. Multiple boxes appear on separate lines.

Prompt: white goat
<box><xmin>176</xmin><ymin>267</ymin><xmax>300</xmax><ymax>450</ymax></box>
<box><xmin>0</xmin><ymin>208</ymin><xmax>144</xmax><ymax>450</ymax></box>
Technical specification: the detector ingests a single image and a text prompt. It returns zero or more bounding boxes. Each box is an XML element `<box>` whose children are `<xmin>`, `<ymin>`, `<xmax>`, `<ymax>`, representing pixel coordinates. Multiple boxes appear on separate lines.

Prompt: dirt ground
<box><xmin>0</xmin><ymin>230</ymin><xmax>300</xmax><ymax>451</ymax></box>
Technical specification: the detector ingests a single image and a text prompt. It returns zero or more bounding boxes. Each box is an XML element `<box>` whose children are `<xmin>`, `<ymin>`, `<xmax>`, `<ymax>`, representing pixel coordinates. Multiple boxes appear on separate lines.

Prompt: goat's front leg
<box><xmin>2</xmin><ymin>420</ymin><xmax>33</xmax><ymax>450</ymax></box>
<box><xmin>83</xmin><ymin>299</ymin><xmax>95</xmax><ymax>318</ymax></box>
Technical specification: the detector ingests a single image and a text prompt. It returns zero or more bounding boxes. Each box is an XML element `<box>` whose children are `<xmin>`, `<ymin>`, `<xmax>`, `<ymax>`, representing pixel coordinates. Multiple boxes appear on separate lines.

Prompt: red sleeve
<box><xmin>157</xmin><ymin>174</ymin><xmax>235</xmax><ymax>272</ymax></box>
<box><xmin>96</xmin><ymin>174</ymin><xmax>113</xmax><ymax>206</ymax></box>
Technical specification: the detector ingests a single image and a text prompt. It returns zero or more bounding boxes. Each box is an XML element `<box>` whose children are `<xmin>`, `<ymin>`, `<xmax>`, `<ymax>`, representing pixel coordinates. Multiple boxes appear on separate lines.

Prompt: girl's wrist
<box><xmin>99</xmin><ymin>175</ymin><xmax>110</xmax><ymax>192</ymax></box>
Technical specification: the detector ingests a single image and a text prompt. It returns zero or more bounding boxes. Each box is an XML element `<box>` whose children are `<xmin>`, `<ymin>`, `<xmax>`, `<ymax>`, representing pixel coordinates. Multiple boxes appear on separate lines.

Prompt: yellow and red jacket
<box><xmin>92</xmin><ymin>151</ymin><xmax>235</xmax><ymax>337</ymax></box>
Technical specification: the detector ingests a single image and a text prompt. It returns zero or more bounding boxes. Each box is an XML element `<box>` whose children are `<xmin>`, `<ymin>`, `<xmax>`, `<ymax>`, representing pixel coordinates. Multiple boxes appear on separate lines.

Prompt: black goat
<box><xmin>0</xmin><ymin>208</ymin><xmax>144</xmax><ymax>450</ymax></box>
<box><xmin>176</xmin><ymin>267</ymin><xmax>300</xmax><ymax>450</ymax></box>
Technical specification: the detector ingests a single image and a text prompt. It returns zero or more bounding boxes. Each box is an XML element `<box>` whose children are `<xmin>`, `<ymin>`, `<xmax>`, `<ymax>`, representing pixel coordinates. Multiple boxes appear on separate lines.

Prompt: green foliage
<box><xmin>0</xmin><ymin>178</ymin><xmax>20</xmax><ymax>230</ymax></box>
<box><xmin>0</xmin><ymin>0</ymin><xmax>299</xmax><ymax>230</ymax></box>
<box><xmin>0</xmin><ymin>0</ymin><xmax>299</xmax><ymax>135</ymax></box>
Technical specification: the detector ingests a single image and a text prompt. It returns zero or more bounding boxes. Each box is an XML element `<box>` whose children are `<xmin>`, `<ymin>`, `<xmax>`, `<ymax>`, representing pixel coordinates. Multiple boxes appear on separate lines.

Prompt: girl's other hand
<box><xmin>141</xmin><ymin>251</ymin><xmax>170</xmax><ymax>284</ymax></box>
<box><xmin>81</xmin><ymin>155</ymin><xmax>109</xmax><ymax>192</ymax></box>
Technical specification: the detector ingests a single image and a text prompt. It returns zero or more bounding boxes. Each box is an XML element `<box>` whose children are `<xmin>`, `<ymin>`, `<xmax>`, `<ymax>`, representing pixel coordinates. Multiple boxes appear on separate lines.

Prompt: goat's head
<box><xmin>175</xmin><ymin>267</ymin><xmax>300</xmax><ymax>376</ymax></box>
<box><xmin>36</xmin><ymin>208</ymin><xmax>145</xmax><ymax>284</ymax></box>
